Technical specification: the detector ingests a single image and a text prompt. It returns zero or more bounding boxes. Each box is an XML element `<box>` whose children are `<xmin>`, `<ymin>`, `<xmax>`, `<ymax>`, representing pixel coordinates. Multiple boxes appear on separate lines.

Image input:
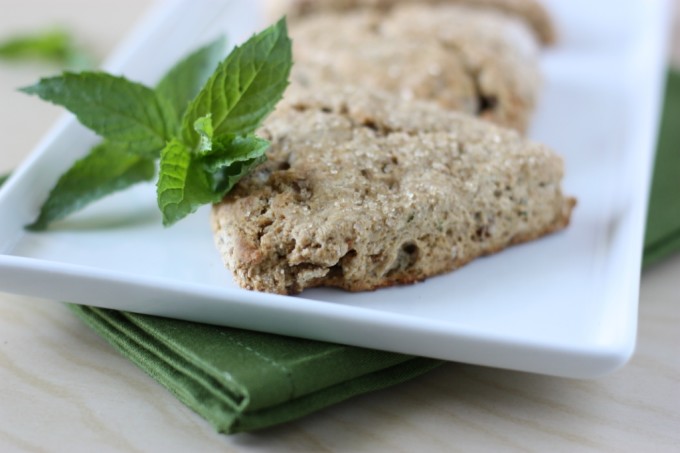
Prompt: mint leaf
<box><xmin>0</xmin><ymin>27</ymin><xmax>93</xmax><ymax>69</ymax></box>
<box><xmin>204</xmin><ymin>135</ymin><xmax>269</xmax><ymax>193</ymax></box>
<box><xmin>191</xmin><ymin>116</ymin><xmax>269</xmax><ymax>195</ymax></box>
<box><xmin>20</xmin><ymin>72</ymin><xmax>176</xmax><ymax>157</ymax></box>
<box><xmin>157</xmin><ymin>139</ymin><xmax>216</xmax><ymax>226</ymax></box>
<box><xmin>193</xmin><ymin>114</ymin><xmax>215</xmax><ymax>155</ymax></box>
<box><xmin>0</xmin><ymin>28</ymin><xmax>71</xmax><ymax>61</ymax></box>
<box><xmin>203</xmin><ymin>135</ymin><xmax>269</xmax><ymax>171</ymax></box>
<box><xmin>0</xmin><ymin>172</ymin><xmax>9</xmax><ymax>187</ymax></box>
<box><xmin>26</xmin><ymin>143</ymin><xmax>155</xmax><ymax>231</ymax></box>
<box><xmin>156</xmin><ymin>36</ymin><xmax>227</xmax><ymax>125</ymax></box>
<box><xmin>156</xmin><ymin>136</ymin><xmax>269</xmax><ymax>226</ymax></box>
<box><xmin>181</xmin><ymin>18</ymin><xmax>292</xmax><ymax>146</ymax></box>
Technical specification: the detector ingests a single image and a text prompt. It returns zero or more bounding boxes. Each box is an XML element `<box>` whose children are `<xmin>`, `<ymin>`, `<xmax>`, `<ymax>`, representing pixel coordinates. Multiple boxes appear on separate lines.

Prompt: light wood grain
<box><xmin>1</xmin><ymin>1</ymin><xmax>679</xmax><ymax>451</ymax></box>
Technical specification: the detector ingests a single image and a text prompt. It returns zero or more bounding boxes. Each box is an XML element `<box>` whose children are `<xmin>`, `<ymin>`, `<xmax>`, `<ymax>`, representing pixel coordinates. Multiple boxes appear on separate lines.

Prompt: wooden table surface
<box><xmin>1</xmin><ymin>1</ymin><xmax>678</xmax><ymax>451</ymax></box>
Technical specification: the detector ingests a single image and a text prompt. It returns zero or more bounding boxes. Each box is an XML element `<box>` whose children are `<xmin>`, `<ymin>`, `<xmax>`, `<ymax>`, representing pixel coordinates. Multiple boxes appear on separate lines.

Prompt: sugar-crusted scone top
<box><xmin>211</xmin><ymin>86</ymin><xmax>575</xmax><ymax>294</ymax></box>
<box><xmin>266</xmin><ymin>0</ymin><xmax>556</xmax><ymax>44</ymax></box>
<box><xmin>290</xmin><ymin>3</ymin><xmax>542</xmax><ymax>132</ymax></box>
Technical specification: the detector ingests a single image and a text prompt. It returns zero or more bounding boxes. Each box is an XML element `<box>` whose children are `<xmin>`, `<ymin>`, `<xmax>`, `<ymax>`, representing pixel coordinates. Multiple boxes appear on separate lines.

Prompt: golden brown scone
<box><xmin>211</xmin><ymin>86</ymin><xmax>575</xmax><ymax>294</ymax></box>
<box><xmin>266</xmin><ymin>0</ymin><xmax>556</xmax><ymax>44</ymax></box>
<box><xmin>290</xmin><ymin>4</ymin><xmax>541</xmax><ymax>132</ymax></box>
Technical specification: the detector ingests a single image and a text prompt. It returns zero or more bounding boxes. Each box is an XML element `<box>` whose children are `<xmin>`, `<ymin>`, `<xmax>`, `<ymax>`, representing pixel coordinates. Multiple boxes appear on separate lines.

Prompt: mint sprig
<box><xmin>21</xmin><ymin>18</ymin><xmax>292</xmax><ymax>229</ymax></box>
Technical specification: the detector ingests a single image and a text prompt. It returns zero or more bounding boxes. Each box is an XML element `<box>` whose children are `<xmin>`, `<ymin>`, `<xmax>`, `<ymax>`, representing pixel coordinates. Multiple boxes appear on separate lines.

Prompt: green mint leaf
<box><xmin>0</xmin><ymin>172</ymin><xmax>9</xmax><ymax>187</ymax></box>
<box><xmin>193</xmin><ymin>114</ymin><xmax>215</xmax><ymax>154</ymax></box>
<box><xmin>181</xmin><ymin>18</ymin><xmax>292</xmax><ymax>146</ymax></box>
<box><xmin>203</xmin><ymin>135</ymin><xmax>269</xmax><ymax>171</ymax></box>
<box><xmin>155</xmin><ymin>36</ymin><xmax>227</xmax><ymax>124</ymax></box>
<box><xmin>204</xmin><ymin>135</ymin><xmax>269</xmax><ymax>193</ymax></box>
<box><xmin>26</xmin><ymin>143</ymin><xmax>155</xmax><ymax>231</ymax></box>
<box><xmin>0</xmin><ymin>27</ymin><xmax>93</xmax><ymax>70</ymax></box>
<box><xmin>156</xmin><ymin>139</ymin><xmax>216</xmax><ymax>226</ymax></box>
<box><xmin>0</xmin><ymin>28</ymin><xmax>70</xmax><ymax>61</ymax></box>
<box><xmin>156</xmin><ymin>135</ymin><xmax>269</xmax><ymax>226</ymax></box>
<box><xmin>20</xmin><ymin>72</ymin><xmax>176</xmax><ymax>158</ymax></box>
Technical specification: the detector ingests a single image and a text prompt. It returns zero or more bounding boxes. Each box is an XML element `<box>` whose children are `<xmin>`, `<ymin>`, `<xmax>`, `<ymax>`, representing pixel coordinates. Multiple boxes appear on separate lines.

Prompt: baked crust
<box><xmin>290</xmin><ymin>4</ymin><xmax>542</xmax><ymax>132</ymax></box>
<box><xmin>266</xmin><ymin>0</ymin><xmax>556</xmax><ymax>44</ymax></box>
<box><xmin>211</xmin><ymin>86</ymin><xmax>575</xmax><ymax>294</ymax></box>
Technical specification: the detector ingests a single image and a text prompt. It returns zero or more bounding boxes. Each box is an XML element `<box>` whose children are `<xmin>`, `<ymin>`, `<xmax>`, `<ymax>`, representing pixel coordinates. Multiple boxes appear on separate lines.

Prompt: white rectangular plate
<box><xmin>0</xmin><ymin>0</ymin><xmax>671</xmax><ymax>378</ymax></box>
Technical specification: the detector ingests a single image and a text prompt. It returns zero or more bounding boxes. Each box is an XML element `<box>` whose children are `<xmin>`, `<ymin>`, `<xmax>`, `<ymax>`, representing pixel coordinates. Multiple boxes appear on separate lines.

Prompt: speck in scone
<box><xmin>289</xmin><ymin>3</ymin><xmax>542</xmax><ymax>132</ymax></box>
<box><xmin>211</xmin><ymin>86</ymin><xmax>575</xmax><ymax>294</ymax></box>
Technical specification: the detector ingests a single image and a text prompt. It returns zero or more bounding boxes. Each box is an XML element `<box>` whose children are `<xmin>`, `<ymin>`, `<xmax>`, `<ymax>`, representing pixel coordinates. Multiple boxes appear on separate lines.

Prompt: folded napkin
<box><xmin>4</xmin><ymin>70</ymin><xmax>679</xmax><ymax>435</ymax></box>
<box><xmin>68</xmin><ymin>306</ymin><xmax>441</xmax><ymax>433</ymax></box>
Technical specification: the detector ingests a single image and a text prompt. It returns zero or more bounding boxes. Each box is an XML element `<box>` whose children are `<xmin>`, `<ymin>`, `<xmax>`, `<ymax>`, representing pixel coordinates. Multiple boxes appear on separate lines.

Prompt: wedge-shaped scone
<box><xmin>267</xmin><ymin>0</ymin><xmax>556</xmax><ymax>45</ymax></box>
<box><xmin>211</xmin><ymin>86</ymin><xmax>575</xmax><ymax>294</ymax></box>
<box><xmin>290</xmin><ymin>4</ymin><xmax>542</xmax><ymax>132</ymax></box>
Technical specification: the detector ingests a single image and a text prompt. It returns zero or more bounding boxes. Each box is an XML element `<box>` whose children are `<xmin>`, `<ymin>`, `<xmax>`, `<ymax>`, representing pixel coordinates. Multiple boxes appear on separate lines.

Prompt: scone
<box><xmin>266</xmin><ymin>0</ymin><xmax>556</xmax><ymax>44</ymax></box>
<box><xmin>290</xmin><ymin>4</ymin><xmax>542</xmax><ymax>132</ymax></box>
<box><xmin>211</xmin><ymin>86</ymin><xmax>575</xmax><ymax>294</ymax></box>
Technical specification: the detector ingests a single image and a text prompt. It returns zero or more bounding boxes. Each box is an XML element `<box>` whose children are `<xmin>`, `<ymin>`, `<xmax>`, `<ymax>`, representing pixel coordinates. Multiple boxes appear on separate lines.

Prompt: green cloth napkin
<box><xmin>643</xmin><ymin>70</ymin><xmax>680</xmax><ymax>266</ymax></box>
<box><xmin>3</xmin><ymin>70</ymin><xmax>679</xmax><ymax>435</ymax></box>
<box><xmin>67</xmin><ymin>306</ymin><xmax>442</xmax><ymax>433</ymax></box>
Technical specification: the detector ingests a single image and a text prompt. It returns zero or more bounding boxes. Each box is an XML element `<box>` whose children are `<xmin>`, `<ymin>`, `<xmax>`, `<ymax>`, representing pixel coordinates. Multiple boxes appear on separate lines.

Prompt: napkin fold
<box><xmin>67</xmin><ymin>305</ymin><xmax>442</xmax><ymax>433</ymax></box>
<box><xmin>6</xmin><ymin>70</ymin><xmax>680</xmax><ymax>435</ymax></box>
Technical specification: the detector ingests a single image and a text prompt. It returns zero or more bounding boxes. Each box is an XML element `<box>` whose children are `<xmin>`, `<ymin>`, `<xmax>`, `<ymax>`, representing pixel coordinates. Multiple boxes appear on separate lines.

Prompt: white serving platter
<box><xmin>0</xmin><ymin>0</ymin><xmax>672</xmax><ymax>378</ymax></box>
